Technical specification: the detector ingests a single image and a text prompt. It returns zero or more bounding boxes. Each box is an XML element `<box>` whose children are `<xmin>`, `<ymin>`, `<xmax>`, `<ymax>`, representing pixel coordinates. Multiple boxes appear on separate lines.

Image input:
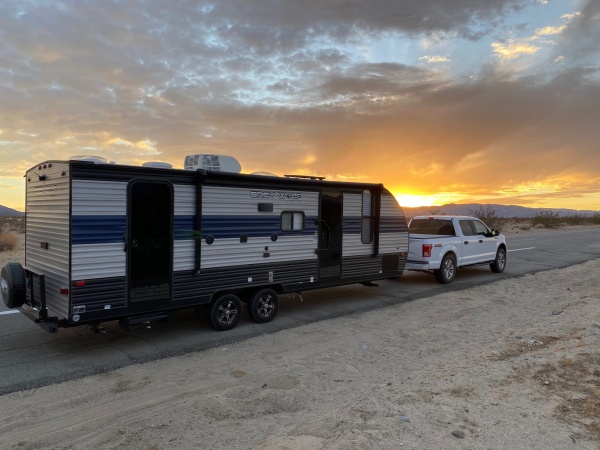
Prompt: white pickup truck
<box><xmin>405</xmin><ymin>215</ymin><xmax>507</xmax><ymax>283</ymax></box>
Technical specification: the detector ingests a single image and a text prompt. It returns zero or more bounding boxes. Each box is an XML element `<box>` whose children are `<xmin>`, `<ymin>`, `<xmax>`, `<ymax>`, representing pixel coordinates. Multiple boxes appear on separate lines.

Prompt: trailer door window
<box><xmin>361</xmin><ymin>190</ymin><xmax>374</xmax><ymax>244</ymax></box>
<box><xmin>281</xmin><ymin>211</ymin><xmax>304</xmax><ymax>231</ymax></box>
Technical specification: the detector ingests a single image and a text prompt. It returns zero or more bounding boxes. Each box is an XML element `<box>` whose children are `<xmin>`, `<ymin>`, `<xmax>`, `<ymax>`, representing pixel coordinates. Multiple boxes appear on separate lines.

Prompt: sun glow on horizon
<box><xmin>393</xmin><ymin>193</ymin><xmax>448</xmax><ymax>208</ymax></box>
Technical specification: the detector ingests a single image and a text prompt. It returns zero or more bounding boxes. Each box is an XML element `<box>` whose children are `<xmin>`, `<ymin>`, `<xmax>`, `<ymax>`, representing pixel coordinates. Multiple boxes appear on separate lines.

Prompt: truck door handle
<box><xmin>479</xmin><ymin>239</ymin><xmax>483</xmax><ymax>243</ymax></box>
<box><xmin>464</xmin><ymin>241</ymin><xmax>469</xmax><ymax>245</ymax></box>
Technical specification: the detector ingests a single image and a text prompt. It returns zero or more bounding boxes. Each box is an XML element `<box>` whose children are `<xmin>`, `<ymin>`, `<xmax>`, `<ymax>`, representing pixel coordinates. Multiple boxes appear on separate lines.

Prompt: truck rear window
<box><xmin>409</xmin><ymin>219</ymin><xmax>455</xmax><ymax>236</ymax></box>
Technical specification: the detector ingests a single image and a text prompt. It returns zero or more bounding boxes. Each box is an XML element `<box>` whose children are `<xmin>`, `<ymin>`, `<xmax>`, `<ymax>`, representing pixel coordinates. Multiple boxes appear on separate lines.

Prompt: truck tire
<box><xmin>248</xmin><ymin>288</ymin><xmax>278</xmax><ymax>323</ymax></box>
<box><xmin>207</xmin><ymin>294</ymin><xmax>242</xmax><ymax>331</ymax></box>
<box><xmin>434</xmin><ymin>253</ymin><xmax>456</xmax><ymax>284</ymax></box>
<box><xmin>1</xmin><ymin>262</ymin><xmax>26</xmax><ymax>309</ymax></box>
<box><xmin>490</xmin><ymin>247</ymin><xmax>507</xmax><ymax>273</ymax></box>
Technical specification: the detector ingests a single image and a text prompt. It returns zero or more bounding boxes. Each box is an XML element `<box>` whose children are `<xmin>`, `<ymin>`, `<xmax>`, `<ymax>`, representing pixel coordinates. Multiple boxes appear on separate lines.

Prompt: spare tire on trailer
<box><xmin>1</xmin><ymin>262</ymin><xmax>26</xmax><ymax>309</ymax></box>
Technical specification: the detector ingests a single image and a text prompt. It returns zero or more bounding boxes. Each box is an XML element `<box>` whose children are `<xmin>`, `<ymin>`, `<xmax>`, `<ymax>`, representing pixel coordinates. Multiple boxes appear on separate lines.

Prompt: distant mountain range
<box><xmin>0</xmin><ymin>205</ymin><xmax>24</xmax><ymax>216</ymax></box>
<box><xmin>402</xmin><ymin>203</ymin><xmax>599</xmax><ymax>219</ymax></box>
<box><xmin>1</xmin><ymin>202</ymin><xmax>597</xmax><ymax>219</ymax></box>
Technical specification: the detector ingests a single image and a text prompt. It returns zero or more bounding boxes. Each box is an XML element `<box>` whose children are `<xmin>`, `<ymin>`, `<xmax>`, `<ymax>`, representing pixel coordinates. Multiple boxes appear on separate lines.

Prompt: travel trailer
<box><xmin>0</xmin><ymin>155</ymin><xmax>408</xmax><ymax>332</ymax></box>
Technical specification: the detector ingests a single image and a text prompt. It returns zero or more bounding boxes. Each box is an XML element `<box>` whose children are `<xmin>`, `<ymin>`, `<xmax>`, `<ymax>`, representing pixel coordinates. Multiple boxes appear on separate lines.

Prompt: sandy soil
<box><xmin>1</xmin><ymin>230</ymin><xmax>599</xmax><ymax>449</ymax></box>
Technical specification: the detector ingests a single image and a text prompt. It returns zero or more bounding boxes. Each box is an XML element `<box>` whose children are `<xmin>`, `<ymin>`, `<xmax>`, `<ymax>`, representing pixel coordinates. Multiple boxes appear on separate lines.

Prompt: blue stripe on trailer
<box><xmin>72</xmin><ymin>215</ymin><xmax>126</xmax><ymax>245</ymax></box>
<box><xmin>71</xmin><ymin>215</ymin><xmax>320</xmax><ymax>244</ymax></box>
<box><xmin>343</xmin><ymin>217</ymin><xmax>408</xmax><ymax>234</ymax></box>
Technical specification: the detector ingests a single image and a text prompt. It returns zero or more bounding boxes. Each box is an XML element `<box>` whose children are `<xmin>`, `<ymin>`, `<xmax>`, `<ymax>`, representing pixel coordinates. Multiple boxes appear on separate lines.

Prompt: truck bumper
<box><xmin>405</xmin><ymin>260</ymin><xmax>432</xmax><ymax>271</ymax></box>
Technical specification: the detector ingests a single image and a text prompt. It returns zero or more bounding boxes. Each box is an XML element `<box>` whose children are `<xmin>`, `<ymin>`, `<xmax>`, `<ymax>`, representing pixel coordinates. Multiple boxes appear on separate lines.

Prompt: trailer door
<box><xmin>318</xmin><ymin>191</ymin><xmax>343</xmax><ymax>279</ymax></box>
<box><xmin>128</xmin><ymin>181</ymin><xmax>173</xmax><ymax>305</ymax></box>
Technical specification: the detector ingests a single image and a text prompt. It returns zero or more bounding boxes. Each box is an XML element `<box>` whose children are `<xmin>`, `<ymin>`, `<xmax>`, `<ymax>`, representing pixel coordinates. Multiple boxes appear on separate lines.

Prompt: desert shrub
<box><xmin>468</xmin><ymin>205</ymin><xmax>501</xmax><ymax>230</ymax></box>
<box><xmin>0</xmin><ymin>216</ymin><xmax>25</xmax><ymax>234</ymax></box>
<box><xmin>532</xmin><ymin>211</ymin><xmax>561</xmax><ymax>229</ymax></box>
<box><xmin>519</xmin><ymin>224</ymin><xmax>531</xmax><ymax>231</ymax></box>
<box><xmin>591</xmin><ymin>212</ymin><xmax>600</xmax><ymax>225</ymax></box>
<box><xmin>563</xmin><ymin>214</ymin><xmax>586</xmax><ymax>226</ymax></box>
<box><xmin>0</xmin><ymin>232</ymin><xmax>18</xmax><ymax>252</ymax></box>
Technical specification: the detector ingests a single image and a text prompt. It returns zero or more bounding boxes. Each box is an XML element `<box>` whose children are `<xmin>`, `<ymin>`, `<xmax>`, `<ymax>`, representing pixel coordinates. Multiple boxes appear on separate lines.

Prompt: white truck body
<box><xmin>405</xmin><ymin>215</ymin><xmax>507</xmax><ymax>283</ymax></box>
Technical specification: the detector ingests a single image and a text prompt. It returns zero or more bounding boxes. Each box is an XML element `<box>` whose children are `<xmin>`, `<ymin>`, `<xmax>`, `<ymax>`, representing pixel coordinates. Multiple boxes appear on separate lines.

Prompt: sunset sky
<box><xmin>1</xmin><ymin>0</ymin><xmax>599</xmax><ymax>211</ymax></box>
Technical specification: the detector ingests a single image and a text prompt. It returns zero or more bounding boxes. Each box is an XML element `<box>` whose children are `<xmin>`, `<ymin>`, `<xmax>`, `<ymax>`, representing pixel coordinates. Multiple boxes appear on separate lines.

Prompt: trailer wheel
<box><xmin>248</xmin><ymin>288</ymin><xmax>279</xmax><ymax>323</ymax></box>
<box><xmin>434</xmin><ymin>253</ymin><xmax>456</xmax><ymax>284</ymax></box>
<box><xmin>207</xmin><ymin>294</ymin><xmax>242</xmax><ymax>331</ymax></box>
<box><xmin>1</xmin><ymin>262</ymin><xmax>26</xmax><ymax>309</ymax></box>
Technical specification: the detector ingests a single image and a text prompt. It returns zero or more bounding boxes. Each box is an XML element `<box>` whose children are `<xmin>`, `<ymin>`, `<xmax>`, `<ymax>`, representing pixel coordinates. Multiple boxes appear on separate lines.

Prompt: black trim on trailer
<box><xmin>68</xmin><ymin>160</ymin><xmax>384</xmax><ymax>193</ymax></box>
<box><xmin>194</xmin><ymin>171</ymin><xmax>204</xmax><ymax>275</ymax></box>
<box><xmin>373</xmin><ymin>185</ymin><xmax>383</xmax><ymax>257</ymax></box>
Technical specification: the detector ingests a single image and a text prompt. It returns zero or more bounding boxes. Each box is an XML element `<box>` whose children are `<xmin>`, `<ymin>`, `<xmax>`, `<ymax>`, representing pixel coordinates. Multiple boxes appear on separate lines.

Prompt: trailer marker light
<box><xmin>60</xmin><ymin>288</ymin><xmax>69</xmax><ymax>295</ymax></box>
<box><xmin>75</xmin><ymin>281</ymin><xmax>85</xmax><ymax>286</ymax></box>
<box><xmin>422</xmin><ymin>244</ymin><xmax>432</xmax><ymax>258</ymax></box>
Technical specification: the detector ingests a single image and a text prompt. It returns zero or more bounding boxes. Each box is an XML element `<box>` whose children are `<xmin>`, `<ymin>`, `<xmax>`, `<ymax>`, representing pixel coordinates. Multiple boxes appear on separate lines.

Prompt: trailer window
<box><xmin>281</xmin><ymin>211</ymin><xmax>304</xmax><ymax>231</ymax></box>
<box><xmin>361</xmin><ymin>190</ymin><xmax>374</xmax><ymax>244</ymax></box>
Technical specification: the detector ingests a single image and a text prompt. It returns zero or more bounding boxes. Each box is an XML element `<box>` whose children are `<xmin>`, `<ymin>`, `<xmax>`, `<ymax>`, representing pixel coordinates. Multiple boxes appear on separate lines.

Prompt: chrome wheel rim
<box><xmin>257</xmin><ymin>294</ymin><xmax>274</xmax><ymax>318</ymax></box>
<box><xmin>443</xmin><ymin>259</ymin><xmax>455</xmax><ymax>280</ymax></box>
<box><xmin>498</xmin><ymin>251</ymin><xmax>506</xmax><ymax>269</ymax></box>
<box><xmin>217</xmin><ymin>301</ymin><xmax>238</xmax><ymax>324</ymax></box>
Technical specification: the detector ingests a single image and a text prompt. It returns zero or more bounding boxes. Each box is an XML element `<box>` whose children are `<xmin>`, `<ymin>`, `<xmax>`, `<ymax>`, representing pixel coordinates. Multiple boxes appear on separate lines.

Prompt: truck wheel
<box><xmin>1</xmin><ymin>262</ymin><xmax>26</xmax><ymax>309</ymax></box>
<box><xmin>248</xmin><ymin>288</ymin><xmax>279</xmax><ymax>323</ymax></box>
<box><xmin>434</xmin><ymin>254</ymin><xmax>456</xmax><ymax>284</ymax></box>
<box><xmin>490</xmin><ymin>248</ymin><xmax>507</xmax><ymax>273</ymax></box>
<box><xmin>207</xmin><ymin>294</ymin><xmax>242</xmax><ymax>331</ymax></box>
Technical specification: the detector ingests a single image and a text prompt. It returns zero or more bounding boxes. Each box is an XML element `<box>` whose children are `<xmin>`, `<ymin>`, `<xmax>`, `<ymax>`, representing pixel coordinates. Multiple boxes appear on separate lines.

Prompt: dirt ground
<box><xmin>1</xmin><ymin>229</ymin><xmax>599</xmax><ymax>449</ymax></box>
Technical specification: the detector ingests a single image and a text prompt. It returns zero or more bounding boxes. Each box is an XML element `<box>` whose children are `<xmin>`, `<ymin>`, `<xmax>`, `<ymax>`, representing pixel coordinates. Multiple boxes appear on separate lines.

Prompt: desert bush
<box><xmin>563</xmin><ymin>214</ymin><xmax>586</xmax><ymax>226</ymax></box>
<box><xmin>0</xmin><ymin>216</ymin><xmax>25</xmax><ymax>234</ymax></box>
<box><xmin>468</xmin><ymin>205</ymin><xmax>502</xmax><ymax>230</ymax></box>
<box><xmin>591</xmin><ymin>212</ymin><xmax>600</xmax><ymax>225</ymax></box>
<box><xmin>428</xmin><ymin>208</ymin><xmax>444</xmax><ymax>215</ymax></box>
<box><xmin>532</xmin><ymin>211</ymin><xmax>561</xmax><ymax>229</ymax></box>
<box><xmin>0</xmin><ymin>232</ymin><xmax>18</xmax><ymax>252</ymax></box>
<box><xmin>519</xmin><ymin>224</ymin><xmax>531</xmax><ymax>231</ymax></box>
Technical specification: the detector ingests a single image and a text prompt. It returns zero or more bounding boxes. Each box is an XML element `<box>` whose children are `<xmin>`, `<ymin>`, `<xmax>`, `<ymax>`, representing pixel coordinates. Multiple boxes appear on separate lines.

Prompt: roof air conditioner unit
<box><xmin>70</xmin><ymin>155</ymin><xmax>107</xmax><ymax>164</ymax></box>
<box><xmin>184</xmin><ymin>154</ymin><xmax>241</xmax><ymax>173</ymax></box>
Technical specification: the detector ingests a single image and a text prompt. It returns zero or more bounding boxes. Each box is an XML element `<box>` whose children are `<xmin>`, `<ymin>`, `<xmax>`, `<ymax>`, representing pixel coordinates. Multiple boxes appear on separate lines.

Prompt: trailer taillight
<box><xmin>74</xmin><ymin>281</ymin><xmax>85</xmax><ymax>286</ymax></box>
<box><xmin>60</xmin><ymin>288</ymin><xmax>69</xmax><ymax>295</ymax></box>
<box><xmin>422</xmin><ymin>244</ymin><xmax>432</xmax><ymax>258</ymax></box>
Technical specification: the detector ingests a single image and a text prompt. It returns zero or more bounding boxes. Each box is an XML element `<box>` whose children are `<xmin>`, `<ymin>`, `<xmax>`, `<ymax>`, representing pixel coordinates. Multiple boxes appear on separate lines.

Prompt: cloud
<box><xmin>419</xmin><ymin>55</ymin><xmax>451</xmax><ymax>63</ymax></box>
<box><xmin>535</xmin><ymin>25</ymin><xmax>566</xmax><ymax>36</ymax></box>
<box><xmin>491</xmin><ymin>40</ymin><xmax>541</xmax><ymax>59</ymax></box>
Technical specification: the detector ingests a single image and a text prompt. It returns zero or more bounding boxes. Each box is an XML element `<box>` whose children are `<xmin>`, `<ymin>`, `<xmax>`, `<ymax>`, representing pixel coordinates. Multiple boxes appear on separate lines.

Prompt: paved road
<box><xmin>1</xmin><ymin>228</ymin><xmax>599</xmax><ymax>394</ymax></box>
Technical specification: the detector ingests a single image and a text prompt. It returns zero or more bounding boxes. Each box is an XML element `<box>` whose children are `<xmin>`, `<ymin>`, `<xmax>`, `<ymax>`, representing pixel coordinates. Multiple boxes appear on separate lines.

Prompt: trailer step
<box><xmin>119</xmin><ymin>311</ymin><xmax>168</xmax><ymax>330</ymax></box>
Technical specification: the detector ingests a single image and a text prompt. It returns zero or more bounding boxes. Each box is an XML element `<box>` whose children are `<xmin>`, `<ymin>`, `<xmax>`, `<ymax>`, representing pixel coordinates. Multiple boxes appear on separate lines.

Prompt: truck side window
<box><xmin>361</xmin><ymin>190</ymin><xmax>374</xmax><ymax>244</ymax></box>
<box><xmin>281</xmin><ymin>211</ymin><xmax>305</xmax><ymax>231</ymax></box>
<box><xmin>472</xmin><ymin>220</ymin><xmax>490</xmax><ymax>236</ymax></box>
<box><xmin>459</xmin><ymin>220</ymin><xmax>475</xmax><ymax>236</ymax></box>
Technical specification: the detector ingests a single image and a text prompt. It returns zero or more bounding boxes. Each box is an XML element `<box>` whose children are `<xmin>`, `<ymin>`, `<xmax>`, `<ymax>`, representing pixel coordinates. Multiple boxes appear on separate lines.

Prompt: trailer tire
<box><xmin>248</xmin><ymin>288</ymin><xmax>279</xmax><ymax>323</ymax></box>
<box><xmin>1</xmin><ymin>262</ymin><xmax>26</xmax><ymax>309</ymax></box>
<box><xmin>434</xmin><ymin>253</ymin><xmax>456</xmax><ymax>284</ymax></box>
<box><xmin>207</xmin><ymin>294</ymin><xmax>242</xmax><ymax>331</ymax></box>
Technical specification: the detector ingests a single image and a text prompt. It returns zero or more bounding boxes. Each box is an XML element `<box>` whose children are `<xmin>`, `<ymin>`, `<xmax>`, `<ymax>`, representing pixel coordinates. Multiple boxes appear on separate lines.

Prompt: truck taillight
<box><xmin>422</xmin><ymin>244</ymin><xmax>432</xmax><ymax>258</ymax></box>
